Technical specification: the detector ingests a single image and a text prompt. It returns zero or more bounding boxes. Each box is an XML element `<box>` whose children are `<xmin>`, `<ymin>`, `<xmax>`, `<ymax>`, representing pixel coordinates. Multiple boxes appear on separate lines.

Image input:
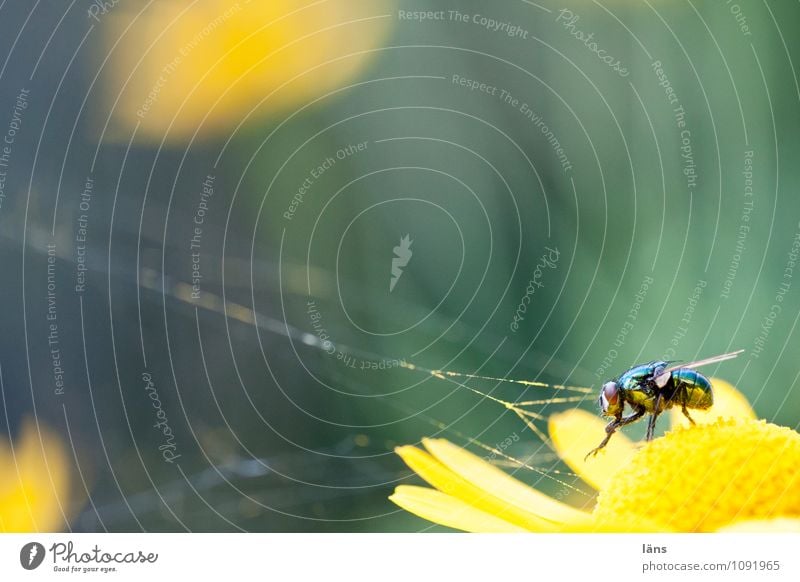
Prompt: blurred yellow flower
<box><xmin>0</xmin><ymin>419</ymin><xmax>72</xmax><ymax>532</ymax></box>
<box><xmin>101</xmin><ymin>0</ymin><xmax>395</xmax><ymax>141</ymax></box>
<box><xmin>391</xmin><ymin>379</ymin><xmax>800</xmax><ymax>532</ymax></box>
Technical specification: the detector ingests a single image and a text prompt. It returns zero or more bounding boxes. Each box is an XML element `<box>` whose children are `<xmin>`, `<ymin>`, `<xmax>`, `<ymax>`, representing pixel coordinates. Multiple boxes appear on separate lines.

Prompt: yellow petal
<box><xmin>389</xmin><ymin>486</ymin><xmax>526</xmax><ymax>532</ymax></box>
<box><xmin>422</xmin><ymin>438</ymin><xmax>591</xmax><ymax>526</ymax></box>
<box><xmin>548</xmin><ymin>409</ymin><xmax>636</xmax><ymax>491</ymax></box>
<box><xmin>670</xmin><ymin>378</ymin><xmax>756</xmax><ymax>428</ymax></box>
<box><xmin>396</xmin><ymin>445</ymin><xmax>556</xmax><ymax>531</ymax></box>
<box><xmin>0</xmin><ymin>420</ymin><xmax>71</xmax><ymax>532</ymax></box>
<box><xmin>717</xmin><ymin>518</ymin><xmax>800</xmax><ymax>532</ymax></box>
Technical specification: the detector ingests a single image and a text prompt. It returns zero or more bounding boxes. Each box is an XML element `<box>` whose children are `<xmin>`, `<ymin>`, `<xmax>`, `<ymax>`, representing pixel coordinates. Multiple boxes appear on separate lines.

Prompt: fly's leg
<box><xmin>617</xmin><ymin>405</ymin><xmax>647</xmax><ymax>430</ymax></box>
<box><xmin>680</xmin><ymin>385</ymin><xmax>696</xmax><ymax>425</ymax></box>
<box><xmin>584</xmin><ymin>421</ymin><xmax>617</xmax><ymax>460</ymax></box>
<box><xmin>646</xmin><ymin>393</ymin><xmax>663</xmax><ymax>441</ymax></box>
<box><xmin>681</xmin><ymin>404</ymin><xmax>696</xmax><ymax>425</ymax></box>
<box><xmin>585</xmin><ymin>406</ymin><xmax>645</xmax><ymax>460</ymax></box>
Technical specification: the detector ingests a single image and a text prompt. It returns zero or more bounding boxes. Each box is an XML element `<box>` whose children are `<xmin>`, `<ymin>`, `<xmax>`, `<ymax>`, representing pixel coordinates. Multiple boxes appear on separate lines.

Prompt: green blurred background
<box><xmin>0</xmin><ymin>0</ymin><xmax>797</xmax><ymax>531</ymax></box>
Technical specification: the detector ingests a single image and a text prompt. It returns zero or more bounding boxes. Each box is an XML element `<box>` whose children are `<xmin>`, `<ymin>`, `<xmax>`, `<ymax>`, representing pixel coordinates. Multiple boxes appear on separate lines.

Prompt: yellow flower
<box><xmin>390</xmin><ymin>379</ymin><xmax>800</xmax><ymax>532</ymax></box>
<box><xmin>100</xmin><ymin>0</ymin><xmax>394</xmax><ymax>141</ymax></box>
<box><xmin>0</xmin><ymin>419</ymin><xmax>73</xmax><ymax>532</ymax></box>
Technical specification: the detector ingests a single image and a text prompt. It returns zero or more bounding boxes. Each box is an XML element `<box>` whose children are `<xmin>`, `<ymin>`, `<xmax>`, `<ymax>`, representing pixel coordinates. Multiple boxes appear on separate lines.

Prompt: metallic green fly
<box><xmin>586</xmin><ymin>349</ymin><xmax>745</xmax><ymax>459</ymax></box>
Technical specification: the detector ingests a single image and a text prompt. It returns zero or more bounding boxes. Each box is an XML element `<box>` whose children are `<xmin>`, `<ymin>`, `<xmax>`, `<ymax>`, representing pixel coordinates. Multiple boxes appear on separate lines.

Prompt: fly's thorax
<box><xmin>617</xmin><ymin>362</ymin><xmax>661</xmax><ymax>391</ymax></box>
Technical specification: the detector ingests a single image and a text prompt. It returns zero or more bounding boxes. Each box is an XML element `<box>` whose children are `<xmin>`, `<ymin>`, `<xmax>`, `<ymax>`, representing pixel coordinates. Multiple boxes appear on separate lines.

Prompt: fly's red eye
<box><xmin>602</xmin><ymin>382</ymin><xmax>619</xmax><ymax>405</ymax></box>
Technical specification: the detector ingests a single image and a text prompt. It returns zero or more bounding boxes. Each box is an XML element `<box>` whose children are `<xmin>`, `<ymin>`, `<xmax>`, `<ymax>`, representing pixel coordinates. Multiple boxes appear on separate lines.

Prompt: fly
<box><xmin>585</xmin><ymin>349</ymin><xmax>745</xmax><ymax>459</ymax></box>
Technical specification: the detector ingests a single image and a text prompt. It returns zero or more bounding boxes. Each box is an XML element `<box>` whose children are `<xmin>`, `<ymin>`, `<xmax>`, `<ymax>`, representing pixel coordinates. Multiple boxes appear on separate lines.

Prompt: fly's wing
<box><xmin>664</xmin><ymin>349</ymin><xmax>744</xmax><ymax>374</ymax></box>
<box><xmin>654</xmin><ymin>350</ymin><xmax>744</xmax><ymax>387</ymax></box>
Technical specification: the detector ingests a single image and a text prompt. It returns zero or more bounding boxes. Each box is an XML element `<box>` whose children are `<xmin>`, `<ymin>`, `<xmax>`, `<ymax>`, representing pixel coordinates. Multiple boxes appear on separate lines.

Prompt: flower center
<box><xmin>592</xmin><ymin>419</ymin><xmax>800</xmax><ymax>531</ymax></box>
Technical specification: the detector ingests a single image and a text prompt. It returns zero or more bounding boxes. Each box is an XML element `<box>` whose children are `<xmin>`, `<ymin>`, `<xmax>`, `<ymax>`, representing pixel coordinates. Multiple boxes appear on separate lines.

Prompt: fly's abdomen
<box><xmin>672</xmin><ymin>369</ymin><xmax>713</xmax><ymax>409</ymax></box>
